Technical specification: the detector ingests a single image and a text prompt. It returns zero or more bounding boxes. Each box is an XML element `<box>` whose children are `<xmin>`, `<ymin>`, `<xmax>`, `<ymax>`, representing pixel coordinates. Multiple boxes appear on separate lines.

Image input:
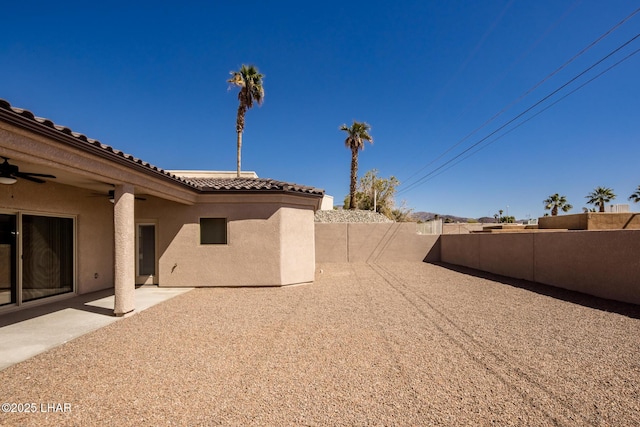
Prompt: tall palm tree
<box><xmin>543</xmin><ymin>193</ymin><xmax>573</xmax><ymax>216</ymax></box>
<box><xmin>629</xmin><ymin>185</ymin><xmax>640</xmax><ymax>203</ymax></box>
<box><xmin>585</xmin><ymin>186</ymin><xmax>616</xmax><ymax>212</ymax></box>
<box><xmin>340</xmin><ymin>121</ymin><xmax>373</xmax><ymax>209</ymax></box>
<box><xmin>228</xmin><ymin>64</ymin><xmax>264</xmax><ymax>177</ymax></box>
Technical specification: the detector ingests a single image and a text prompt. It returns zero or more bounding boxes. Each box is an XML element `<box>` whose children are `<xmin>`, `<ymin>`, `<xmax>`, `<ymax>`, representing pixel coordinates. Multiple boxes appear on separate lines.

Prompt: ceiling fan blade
<box><xmin>19</xmin><ymin>172</ymin><xmax>57</xmax><ymax>179</ymax></box>
<box><xmin>15</xmin><ymin>173</ymin><xmax>46</xmax><ymax>184</ymax></box>
<box><xmin>0</xmin><ymin>158</ymin><xmax>55</xmax><ymax>184</ymax></box>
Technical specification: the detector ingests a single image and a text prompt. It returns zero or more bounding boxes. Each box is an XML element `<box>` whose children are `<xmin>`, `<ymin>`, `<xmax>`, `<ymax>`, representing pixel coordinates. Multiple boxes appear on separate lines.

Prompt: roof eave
<box><xmin>197</xmin><ymin>188</ymin><xmax>325</xmax><ymax>198</ymax></box>
<box><xmin>0</xmin><ymin>102</ymin><xmax>197</xmax><ymax>191</ymax></box>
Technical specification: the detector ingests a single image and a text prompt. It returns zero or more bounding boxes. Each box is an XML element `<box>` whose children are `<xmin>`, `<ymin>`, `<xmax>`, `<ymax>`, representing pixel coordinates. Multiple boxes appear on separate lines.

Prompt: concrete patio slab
<box><xmin>0</xmin><ymin>286</ymin><xmax>193</xmax><ymax>371</ymax></box>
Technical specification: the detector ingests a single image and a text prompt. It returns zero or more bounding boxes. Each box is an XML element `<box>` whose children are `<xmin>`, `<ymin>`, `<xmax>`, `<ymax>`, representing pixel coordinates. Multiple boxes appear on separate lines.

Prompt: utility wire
<box><xmin>398</xmin><ymin>32</ymin><xmax>640</xmax><ymax>195</ymax></box>
<box><xmin>451</xmin><ymin>0</ymin><xmax>582</xmax><ymax>127</ymax></box>
<box><xmin>421</xmin><ymin>1</ymin><xmax>515</xmax><ymax>122</ymax></box>
<box><xmin>401</xmin><ymin>6</ymin><xmax>640</xmax><ymax>186</ymax></box>
<box><xmin>412</xmin><ymin>46</ymin><xmax>640</xmax><ymax>187</ymax></box>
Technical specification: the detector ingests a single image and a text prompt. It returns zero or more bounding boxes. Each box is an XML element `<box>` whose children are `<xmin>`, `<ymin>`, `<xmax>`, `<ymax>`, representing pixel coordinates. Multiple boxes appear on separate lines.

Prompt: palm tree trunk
<box><xmin>349</xmin><ymin>148</ymin><xmax>358</xmax><ymax>210</ymax></box>
<box><xmin>599</xmin><ymin>202</ymin><xmax>605</xmax><ymax>213</ymax></box>
<box><xmin>236</xmin><ymin>104</ymin><xmax>246</xmax><ymax>178</ymax></box>
<box><xmin>236</xmin><ymin>131</ymin><xmax>242</xmax><ymax>178</ymax></box>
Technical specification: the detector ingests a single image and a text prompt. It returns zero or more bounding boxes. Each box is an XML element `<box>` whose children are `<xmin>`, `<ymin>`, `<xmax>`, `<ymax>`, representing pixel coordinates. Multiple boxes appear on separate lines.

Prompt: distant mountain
<box><xmin>333</xmin><ymin>209</ymin><xmax>512</xmax><ymax>223</ymax></box>
<box><xmin>413</xmin><ymin>211</ymin><xmax>499</xmax><ymax>224</ymax></box>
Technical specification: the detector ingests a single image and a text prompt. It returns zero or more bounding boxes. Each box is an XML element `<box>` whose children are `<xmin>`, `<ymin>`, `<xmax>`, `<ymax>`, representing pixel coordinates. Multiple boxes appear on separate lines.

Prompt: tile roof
<box><xmin>0</xmin><ymin>99</ymin><xmax>324</xmax><ymax>197</ymax></box>
<box><xmin>183</xmin><ymin>177</ymin><xmax>324</xmax><ymax>196</ymax></box>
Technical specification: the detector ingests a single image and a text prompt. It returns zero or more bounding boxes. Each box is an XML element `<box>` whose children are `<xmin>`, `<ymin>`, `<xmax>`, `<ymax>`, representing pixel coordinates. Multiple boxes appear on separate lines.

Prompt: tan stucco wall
<box><xmin>441</xmin><ymin>230</ymin><xmax>640</xmax><ymax>305</ymax></box>
<box><xmin>315</xmin><ymin>223</ymin><xmax>440</xmax><ymax>263</ymax></box>
<box><xmin>279</xmin><ymin>207</ymin><xmax>316</xmax><ymax>285</ymax></box>
<box><xmin>539</xmin><ymin>213</ymin><xmax>640</xmax><ymax>230</ymax></box>
<box><xmin>0</xmin><ymin>179</ymin><xmax>115</xmax><ymax>295</ymax></box>
<box><xmin>1</xmin><ymin>183</ymin><xmax>319</xmax><ymax>292</ymax></box>
<box><xmin>136</xmin><ymin>194</ymin><xmax>318</xmax><ymax>287</ymax></box>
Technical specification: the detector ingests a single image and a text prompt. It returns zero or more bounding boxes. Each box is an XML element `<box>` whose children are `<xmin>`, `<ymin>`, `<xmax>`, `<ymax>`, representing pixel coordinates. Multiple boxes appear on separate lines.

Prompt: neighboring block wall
<box><xmin>442</xmin><ymin>223</ymin><xmax>484</xmax><ymax>234</ymax></box>
<box><xmin>538</xmin><ymin>212</ymin><xmax>640</xmax><ymax>230</ymax></box>
<box><xmin>315</xmin><ymin>223</ymin><xmax>440</xmax><ymax>263</ymax></box>
<box><xmin>440</xmin><ymin>230</ymin><xmax>640</xmax><ymax>305</ymax></box>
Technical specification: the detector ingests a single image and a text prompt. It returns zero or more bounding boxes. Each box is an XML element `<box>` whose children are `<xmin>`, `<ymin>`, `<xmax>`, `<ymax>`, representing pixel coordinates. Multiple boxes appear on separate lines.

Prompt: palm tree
<box><xmin>543</xmin><ymin>193</ymin><xmax>573</xmax><ymax>216</ymax></box>
<box><xmin>228</xmin><ymin>64</ymin><xmax>264</xmax><ymax>177</ymax></box>
<box><xmin>340</xmin><ymin>121</ymin><xmax>373</xmax><ymax>209</ymax></box>
<box><xmin>585</xmin><ymin>186</ymin><xmax>616</xmax><ymax>212</ymax></box>
<box><xmin>629</xmin><ymin>185</ymin><xmax>640</xmax><ymax>203</ymax></box>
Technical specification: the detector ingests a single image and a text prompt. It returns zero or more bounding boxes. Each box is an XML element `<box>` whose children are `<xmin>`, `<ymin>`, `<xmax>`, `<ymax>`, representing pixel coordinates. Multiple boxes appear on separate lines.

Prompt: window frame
<box><xmin>199</xmin><ymin>217</ymin><xmax>228</xmax><ymax>245</ymax></box>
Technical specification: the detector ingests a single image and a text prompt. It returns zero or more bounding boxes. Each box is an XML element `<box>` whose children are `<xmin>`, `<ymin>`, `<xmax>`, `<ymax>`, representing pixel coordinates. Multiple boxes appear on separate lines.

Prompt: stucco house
<box><xmin>0</xmin><ymin>99</ymin><xmax>323</xmax><ymax>316</ymax></box>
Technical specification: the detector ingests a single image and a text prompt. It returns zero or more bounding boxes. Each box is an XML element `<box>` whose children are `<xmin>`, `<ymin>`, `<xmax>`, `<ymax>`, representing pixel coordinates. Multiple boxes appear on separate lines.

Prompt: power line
<box><xmin>412</xmin><ymin>46</ymin><xmax>640</xmax><ymax>187</ymax></box>
<box><xmin>400</xmin><ymin>6</ymin><xmax>640</xmax><ymax>187</ymax></box>
<box><xmin>448</xmin><ymin>0</ymin><xmax>583</xmax><ymax>130</ymax></box>
<box><xmin>420</xmin><ymin>1</ymin><xmax>515</xmax><ymax>123</ymax></box>
<box><xmin>398</xmin><ymin>32</ymin><xmax>640</xmax><ymax>195</ymax></box>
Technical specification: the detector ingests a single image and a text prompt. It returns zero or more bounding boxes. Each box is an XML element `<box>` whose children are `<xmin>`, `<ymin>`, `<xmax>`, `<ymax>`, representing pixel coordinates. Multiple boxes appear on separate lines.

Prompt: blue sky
<box><xmin>2</xmin><ymin>1</ymin><xmax>639</xmax><ymax>219</ymax></box>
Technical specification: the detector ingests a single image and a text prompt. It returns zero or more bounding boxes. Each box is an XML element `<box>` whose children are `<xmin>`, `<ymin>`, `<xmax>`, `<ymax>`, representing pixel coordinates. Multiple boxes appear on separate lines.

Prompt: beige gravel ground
<box><xmin>1</xmin><ymin>262</ymin><xmax>639</xmax><ymax>426</ymax></box>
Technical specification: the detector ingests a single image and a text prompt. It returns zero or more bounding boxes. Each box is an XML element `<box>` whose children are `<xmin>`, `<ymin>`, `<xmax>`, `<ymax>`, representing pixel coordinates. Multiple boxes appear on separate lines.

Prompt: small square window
<box><xmin>200</xmin><ymin>218</ymin><xmax>227</xmax><ymax>244</ymax></box>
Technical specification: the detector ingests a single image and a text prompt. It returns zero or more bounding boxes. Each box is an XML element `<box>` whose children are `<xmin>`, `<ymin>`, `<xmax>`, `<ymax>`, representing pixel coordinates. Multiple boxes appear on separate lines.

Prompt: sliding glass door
<box><xmin>0</xmin><ymin>214</ymin><xmax>17</xmax><ymax>306</ymax></box>
<box><xmin>21</xmin><ymin>215</ymin><xmax>74</xmax><ymax>302</ymax></box>
<box><xmin>0</xmin><ymin>213</ymin><xmax>74</xmax><ymax>307</ymax></box>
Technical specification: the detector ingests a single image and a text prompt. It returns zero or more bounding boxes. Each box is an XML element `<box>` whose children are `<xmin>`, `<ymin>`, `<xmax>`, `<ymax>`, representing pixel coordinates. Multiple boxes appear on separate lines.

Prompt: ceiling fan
<box><xmin>0</xmin><ymin>157</ymin><xmax>56</xmax><ymax>184</ymax></box>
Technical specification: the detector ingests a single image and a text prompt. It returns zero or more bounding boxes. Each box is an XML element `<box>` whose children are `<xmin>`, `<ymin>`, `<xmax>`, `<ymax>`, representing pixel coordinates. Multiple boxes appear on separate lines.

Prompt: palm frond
<box><xmin>628</xmin><ymin>185</ymin><xmax>640</xmax><ymax>203</ymax></box>
<box><xmin>340</xmin><ymin>121</ymin><xmax>373</xmax><ymax>150</ymax></box>
<box><xmin>543</xmin><ymin>193</ymin><xmax>571</xmax><ymax>216</ymax></box>
<box><xmin>585</xmin><ymin>186</ymin><xmax>616</xmax><ymax>212</ymax></box>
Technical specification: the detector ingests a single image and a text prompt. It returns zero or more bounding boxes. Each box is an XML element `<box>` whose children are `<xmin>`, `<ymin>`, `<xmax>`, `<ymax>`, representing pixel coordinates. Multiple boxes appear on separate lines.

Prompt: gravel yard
<box><xmin>1</xmin><ymin>262</ymin><xmax>639</xmax><ymax>426</ymax></box>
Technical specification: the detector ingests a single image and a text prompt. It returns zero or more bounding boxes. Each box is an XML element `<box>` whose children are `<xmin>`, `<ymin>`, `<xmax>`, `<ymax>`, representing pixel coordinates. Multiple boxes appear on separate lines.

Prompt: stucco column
<box><xmin>113</xmin><ymin>183</ymin><xmax>136</xmax><ymax>316</ymax></box>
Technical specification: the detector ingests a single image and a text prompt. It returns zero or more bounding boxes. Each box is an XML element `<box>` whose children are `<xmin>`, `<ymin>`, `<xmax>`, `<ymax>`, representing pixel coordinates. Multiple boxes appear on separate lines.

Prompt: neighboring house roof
<box><xmin>0</xmin><ymin>98</ymin><xmax>324</xmax><ymax>198</ymax></box>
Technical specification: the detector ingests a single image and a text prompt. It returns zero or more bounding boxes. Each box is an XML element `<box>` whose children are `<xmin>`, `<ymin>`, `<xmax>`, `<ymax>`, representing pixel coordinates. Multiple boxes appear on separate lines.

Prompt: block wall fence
<box><xmin>315</xmin><ymin>224</ymin><xmax>640</xmax><ymax>305</ymax></box>
<box><xmin>314</xmin><ymin>223</ymin><xmax>440</xmax><ymax>263</ymax></box>
<box><xmin>439</xmin><ymin>230</ymin><xmax>640</xmax><ymax>305</ymax></box>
